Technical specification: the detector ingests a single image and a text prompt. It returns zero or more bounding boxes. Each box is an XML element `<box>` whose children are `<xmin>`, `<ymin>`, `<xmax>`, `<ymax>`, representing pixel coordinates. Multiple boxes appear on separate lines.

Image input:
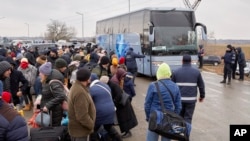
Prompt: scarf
<box><xmin>20</xmin><ymin>62</ymin><xmax>29</xmax><ymax>69</ymax></box>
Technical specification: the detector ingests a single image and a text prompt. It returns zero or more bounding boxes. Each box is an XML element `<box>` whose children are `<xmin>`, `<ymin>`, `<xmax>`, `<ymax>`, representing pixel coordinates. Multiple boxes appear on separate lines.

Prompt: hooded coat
<box><xmin>236</xmin><ymin>47</ymin><xmax>246</xmax><ymax>66</ymax></box>
<box><xmin>0</xmin><ymin>99</ymin><xmax>28</xmax><ymax>141</ymax></box>
<box><xmin>107</xmin><ymin>81</ymin><xmax>138</xmax><ymax>133</ymax></box>
<box><xmin>40</xmin><ymin>69</ymin><xmax>66</xmax><ymax>126</ymax></box>
<box><xmin>89</xmin><ymin>80</ymin><xmax>115</xmax><ymax>126</ymax></box>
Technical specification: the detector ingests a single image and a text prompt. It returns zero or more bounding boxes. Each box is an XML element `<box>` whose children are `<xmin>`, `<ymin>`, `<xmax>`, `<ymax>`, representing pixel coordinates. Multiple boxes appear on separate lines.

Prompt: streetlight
<box><xmin>24</xmin><ymin>23</ymin><xmax>29</xmax><ymax>37</ymax></box>
<box><xmin>76</xmin><ymin>12</ymin><xmax>84</xmax><ymax>38</ymax></box>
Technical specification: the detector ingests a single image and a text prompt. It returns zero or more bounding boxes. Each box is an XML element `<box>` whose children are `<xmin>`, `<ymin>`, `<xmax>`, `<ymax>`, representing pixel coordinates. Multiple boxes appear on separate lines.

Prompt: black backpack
<box><xmin>83</xmin><ymin>62</ymin><xmax>97</xmax><ymax>71</ymax></box>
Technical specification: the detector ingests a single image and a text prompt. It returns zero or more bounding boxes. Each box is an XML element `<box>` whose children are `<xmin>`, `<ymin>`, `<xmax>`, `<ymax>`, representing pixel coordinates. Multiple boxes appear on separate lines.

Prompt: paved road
<box><xmin>24</xmin><ymin>71</ymin><xmax>250</xmax><ymax>141</ymax></box>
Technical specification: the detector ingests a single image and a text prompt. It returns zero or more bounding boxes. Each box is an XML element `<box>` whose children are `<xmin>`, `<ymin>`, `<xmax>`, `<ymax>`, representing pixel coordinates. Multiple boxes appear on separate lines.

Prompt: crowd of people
<box><xmin>0</xmin><ymin>43</ymin><xmax>142</xmax><ymax>141</ymax></box>
<box><xmin>2</xmin><ymin>42</ymin><xmax>247</xmax><ymax>140</ymax></box>
<box><xmin>220</xmin><ymin>44</ymin><xmax>246</xmax><ymax>84</ymax></box>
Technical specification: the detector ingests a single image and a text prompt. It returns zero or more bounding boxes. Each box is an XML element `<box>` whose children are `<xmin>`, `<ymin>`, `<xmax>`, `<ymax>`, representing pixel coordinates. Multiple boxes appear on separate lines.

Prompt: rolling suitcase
<box><xmin>30</xmin><ymin>111</ymin><xmax>67</xmax><ymax>141</ymax></box>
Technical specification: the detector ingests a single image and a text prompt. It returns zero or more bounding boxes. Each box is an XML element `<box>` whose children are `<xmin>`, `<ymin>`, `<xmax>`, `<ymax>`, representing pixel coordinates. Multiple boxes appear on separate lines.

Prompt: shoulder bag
<box><xmin>148</xmin><ymin>81</ymin><xmax>188</xmax><ymax>141</ymax></box>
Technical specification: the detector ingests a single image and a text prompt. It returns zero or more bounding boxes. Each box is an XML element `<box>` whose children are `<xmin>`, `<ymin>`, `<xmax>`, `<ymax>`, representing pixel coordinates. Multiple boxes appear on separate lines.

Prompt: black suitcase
<box><xmin>30</xmin><ymin>111</ymin><xmax>67</xmax><ymax>141</ymax></box>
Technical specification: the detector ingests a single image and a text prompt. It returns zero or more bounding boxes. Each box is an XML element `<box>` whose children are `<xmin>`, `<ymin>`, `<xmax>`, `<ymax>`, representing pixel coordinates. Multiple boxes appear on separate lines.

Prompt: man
<box><xmin>172</xmin><ymin>54</ymin><xmax>205</xmax><ymax>124</ymax></box>
<box><xmin>91</xmin><ymin>56</ymin><xmax>110</xmax><ymax>78</ymax></box>
<box><xmin>0</xmin><ymin>61</ymin><xmax>12</xmax><ymax>92</ymax></box>
<box><xmin>24</xmin><ymin>46</ymin><xmax>36</xmax><ymax>66</ymax></box>
<box><xmin>68</xmin><ymin>68</ymin><xmax>96</xmax><ymax>141</ymax></box>
<box><xmin>236</xmin><ymin>47</ymin><xmax>246</xmax><ymax>81</ymax></box>
<box><xmin>198</xmin><ymin>45</ymin><xmax>205</xmax><ymax>69</ymax></box>
<box><xmin>5</xmin><ymin>57</ymin><xmax>28</xmax><ymax>106</ymax></box>
<box><xmin>220</xmin><ymin>44</ymin><xmax>236</xmax><ymax>85</ymax></box>
<box><xmin>125</xmin><ymin>47</ymin><xmax>145</xmax><ymax>86</ymax></box>
<box><xmin>55</xmin><ymin>58</ymin><xmax>68</xmax><ymax>87</ymax></box>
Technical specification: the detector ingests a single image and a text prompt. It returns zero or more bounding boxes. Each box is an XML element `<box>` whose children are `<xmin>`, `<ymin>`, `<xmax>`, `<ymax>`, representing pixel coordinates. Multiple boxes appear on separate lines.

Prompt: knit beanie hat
<box><xmin>50</xmin><ymin>47</ymin><xmax>58</xmax><ymax>54</ymax></box>
<box><xmin>119</xmin><ymin>57</ymin><xmax>125</xmax><ymax>64</ymax></box>
<box><xmin>73</xmin><ymin>54</ymin><xmax>82</xmax><ymax>61</ymax></box>
<box><xmin>100</xmin><ymin>76</ymin><xmax>109</xmax><ymax>84</ymax></box>
<box><xmin>90</xmin><ymin>73</ymin><xmax>99</xmax><ymax>82</ymax></box>
<box><xmin>39</xmin><ymin>62</ymin><xmax>52</xmax><ymax>75</ymax></box>
<box><xmin>112</xmin><ymin>58</ymin><xmax>118</xmax><ymax>66</ymax></box>
<box><xmin>156</xmin><ymin>63</ymin><xmax>172</xmax><ymax>80</ymax></box>
<box><xmin>100</xmin><ymin>56</ymin><xmax>110</xmax><ymax>65</ymax></box>
<box><xmin>16</xmin><ymin>53</ymin><xmax>24</xmax><ymax>61</ymax></box>
<box><xmin>55</xmin><ymin>58</ymin><xmax>67</xmax><ymax>69</ymax></box>
<box><xmin>2</xmin><ymin>91</ymin><xmax>11</xmax><ymax>103</ymax></box>
<box><xmin>21</xmin><ymin>58</ymin><xmax>28</xmax><ymax>63</ymax></box>
<box><xmin>77</xmin><ymin>68</ymin><xmax>91</xmax><ymax>82</ymax></box>
<box><xmin>0</xmin><ymin>61</ymin><xmax>12</xmax><ymax>75</ymax></box>
<box><xmin>182</xmin><ymin>54</ymin><xmax>191</xmax><ymax>63</ymax></box>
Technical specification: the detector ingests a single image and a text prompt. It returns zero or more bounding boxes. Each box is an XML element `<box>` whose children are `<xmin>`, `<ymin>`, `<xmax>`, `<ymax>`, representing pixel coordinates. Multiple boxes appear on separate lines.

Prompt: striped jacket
<box><xmin>172</xmin><ymin>64</ymin><xmax>205</xmax><ymax>103</ymax></box>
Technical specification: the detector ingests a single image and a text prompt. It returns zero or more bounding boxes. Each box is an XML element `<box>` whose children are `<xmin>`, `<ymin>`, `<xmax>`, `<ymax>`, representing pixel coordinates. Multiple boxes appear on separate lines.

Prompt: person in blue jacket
<box><xmin>125</xmin><ymin>47</ymin><xmax>145</xmax><ymax>86</ymax></box>
<box><xmin>89</xmin><ymin>73</ymin><xmax>122</xmax><ymax>141</ymax></box>
<box><xmin>220</xmin><ymin>44</ymin><xmax>236</xmax><ymax>84</ymax></box>
<box><xmin>172</xmin><ymin>54</ymin><xmax>205</xmax><ymax>124</ymax></box>
<box><xmin>144</xmin><ymin>63</ymin><xmax>182</xmax><ymax>141</ymax></box>
<box><xmin>0</xmin><ymin>80</ymin><xmax>28</xmax><ymax>141</ymax></box>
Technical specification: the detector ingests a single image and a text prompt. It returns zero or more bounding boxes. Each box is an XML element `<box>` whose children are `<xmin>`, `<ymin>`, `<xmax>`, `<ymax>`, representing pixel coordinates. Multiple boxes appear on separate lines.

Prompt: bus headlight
<box><xmin>152</xmin><ymin>61</ymin><xmax>163</xmax><ymax>66</ymax></box>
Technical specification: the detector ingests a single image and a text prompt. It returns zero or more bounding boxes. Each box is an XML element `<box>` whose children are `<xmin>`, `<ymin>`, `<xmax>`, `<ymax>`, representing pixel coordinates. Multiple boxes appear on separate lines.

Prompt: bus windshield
<box><xmin>152</xmin><ymin>26</ymin><xmax>197</xmax><ymax>56</ymax></box>
<box><xmin>151</xmin><ymin>11</ymin><xmax>197</xmax><ymax>56</ymax></box>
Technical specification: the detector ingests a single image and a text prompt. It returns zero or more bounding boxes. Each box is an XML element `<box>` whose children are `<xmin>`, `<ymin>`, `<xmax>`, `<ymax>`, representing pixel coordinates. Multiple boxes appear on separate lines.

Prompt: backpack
<box><xmin>83</xmin><ymin>62</ymin><xmax>97</xmax><ymax>71</ymax></box>
<box><xmin>49</xmin><ymin>79</ymin><xmax>69</xmax><ymax>111</ymax></box>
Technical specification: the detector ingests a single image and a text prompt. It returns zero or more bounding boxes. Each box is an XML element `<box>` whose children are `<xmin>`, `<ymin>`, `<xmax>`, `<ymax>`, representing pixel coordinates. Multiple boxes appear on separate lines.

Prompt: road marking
<box><xmin>207</xmin><ymin>88</ymin><xmax>223</xmax><ymax>94</ymax></box>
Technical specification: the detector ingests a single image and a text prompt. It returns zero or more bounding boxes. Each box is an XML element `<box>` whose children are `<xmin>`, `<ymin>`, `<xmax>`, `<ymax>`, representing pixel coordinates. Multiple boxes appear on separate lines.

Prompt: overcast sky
<box><xmin>0</xmin><ymin>0</ymin><xmax>249</xmax><ymax>39</ymax></box>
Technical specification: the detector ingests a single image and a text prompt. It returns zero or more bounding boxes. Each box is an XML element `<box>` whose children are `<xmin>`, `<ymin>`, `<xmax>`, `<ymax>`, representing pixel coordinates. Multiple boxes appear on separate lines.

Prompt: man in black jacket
<box><xmin>5</xmin><ymin>57</ymin><xmax>28</xmax><ymax>105</ymax></box>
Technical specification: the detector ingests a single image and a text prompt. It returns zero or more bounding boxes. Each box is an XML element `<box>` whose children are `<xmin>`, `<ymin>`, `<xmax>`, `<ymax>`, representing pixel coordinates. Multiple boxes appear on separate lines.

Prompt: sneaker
<box><xmin>238</xmin><ymin>79</ymin><xmax>244</xmax><ymax>81</ymax></box>
<box><xmin>121</xmin><ymin>131</ymin><xmax>132</xmax><ymax>138</ymax></box>
<box><xmin>227</xmin><ymin>81</ymin><xmax>231</xmax><ymax>85</ymax></box>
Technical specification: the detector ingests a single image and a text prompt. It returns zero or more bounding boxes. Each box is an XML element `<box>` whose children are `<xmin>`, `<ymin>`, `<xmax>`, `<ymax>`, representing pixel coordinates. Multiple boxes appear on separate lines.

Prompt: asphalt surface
<box><xmin>24</xmin><ymin>71</ymin><xmax>250</xmax><ymax>141</ymax></box>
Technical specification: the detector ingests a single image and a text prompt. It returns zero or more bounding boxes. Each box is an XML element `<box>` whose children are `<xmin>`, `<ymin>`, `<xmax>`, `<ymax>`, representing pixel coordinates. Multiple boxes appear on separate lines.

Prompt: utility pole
<box><xmin>24</xmin><ymin>23</ymin><xmax>29</xmax><ymax>37</ymax></box>
<box><xmin>128</xmin><ymin>0</ymin><xmax>130</xmax><ymax>12</ymax></box>
<box><xmin>76</xmin><ymin>12</ymin><xmax>84</xmax><ymax>38</ymax></box>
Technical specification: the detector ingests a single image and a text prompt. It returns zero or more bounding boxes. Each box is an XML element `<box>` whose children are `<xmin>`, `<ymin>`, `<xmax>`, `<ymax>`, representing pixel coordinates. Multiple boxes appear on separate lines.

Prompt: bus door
<box><xmin>124</xmin><ymin>33</ymin><xmax>144</xmax><ymax>74</ymax></box>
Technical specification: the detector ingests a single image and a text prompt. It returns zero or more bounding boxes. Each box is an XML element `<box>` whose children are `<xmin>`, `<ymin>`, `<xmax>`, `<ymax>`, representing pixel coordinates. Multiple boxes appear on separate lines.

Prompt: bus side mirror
<box><xmin>149</xmin><ymin>26</ymin><xmax>154</xmax><ymax>42</ymax></box>
<box><xmin>194</xmin><ymin>22</ymin><xmax>207</xmax><ymax>40</ymax></box>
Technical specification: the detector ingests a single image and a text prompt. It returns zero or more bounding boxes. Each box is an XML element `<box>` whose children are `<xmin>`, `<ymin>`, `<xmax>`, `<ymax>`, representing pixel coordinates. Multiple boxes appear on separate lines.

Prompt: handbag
<box><xmin>119</xmin><ymin>92</ymin><xmax>130</xmax><ymax>106</ymax></box>
<box><xmin>148</xmin><ymin>81</ymin><xmax>188</xmax><ymax>141</ymax></box>
<box><xmin>35</xmin><ymin>111</ymin><xmax>51</xmax><ymax>127</ymax></box>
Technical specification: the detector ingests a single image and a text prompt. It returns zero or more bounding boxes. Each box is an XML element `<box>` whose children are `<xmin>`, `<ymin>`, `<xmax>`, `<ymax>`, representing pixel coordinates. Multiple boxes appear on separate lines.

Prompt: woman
<box><xmin>107</xmin><ymin>70</ymin><xmax>138</xmax><ymax>138</ymax></box>
<box><xmin>17</xmin><ymin>58</ymin><xmax>37</xmax><ymax>111</ymax></box>
<box><xmin>39</xmin><ymin>62</ymin><xmax>66</xmax><ymax>126</ymax></box>
<box><xmin>89</xmin><ymin>74</ymin><xmax>122</xmax><ymax>141</ymax></box>
<box><xmin>144</xmin><ymin>63</ymin><xmax>182</xmax><ymax>141</ymax></box>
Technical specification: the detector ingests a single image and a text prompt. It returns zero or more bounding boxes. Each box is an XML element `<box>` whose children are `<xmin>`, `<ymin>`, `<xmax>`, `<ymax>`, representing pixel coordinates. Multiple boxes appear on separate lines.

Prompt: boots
<box><xmin>22</xmin><ymin>103</ymin><xmax>31</xmax><ymax>111</ymax></box>
<box><xmin>220</xmin><ymin>80</ymin><xmax>226</xmax><ymax>83</ymax></box>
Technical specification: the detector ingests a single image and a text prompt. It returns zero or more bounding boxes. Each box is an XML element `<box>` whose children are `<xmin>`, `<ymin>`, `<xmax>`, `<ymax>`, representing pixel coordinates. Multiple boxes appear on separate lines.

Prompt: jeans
<box><xmin>146</xmin><ymin>130</ymin><xmax>170</xmax><ymax>141</ymax></box>
<box><xmin>34</xmin><ymin>76</ymin><xmax>42</xmax><ymax>96</ymax></box>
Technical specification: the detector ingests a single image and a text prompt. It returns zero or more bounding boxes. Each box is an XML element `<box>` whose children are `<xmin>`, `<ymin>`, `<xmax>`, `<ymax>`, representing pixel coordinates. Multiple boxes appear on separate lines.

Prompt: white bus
<box><xmin>96</xmin><ymin>7</ymin><xmax>207</xmax><ymax>76</ymax></box>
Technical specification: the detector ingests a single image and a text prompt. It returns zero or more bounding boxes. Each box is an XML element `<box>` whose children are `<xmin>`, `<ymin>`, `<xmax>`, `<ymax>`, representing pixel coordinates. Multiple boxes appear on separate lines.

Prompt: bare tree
<box><xmin>45</xmin><ymin>20</ymin><xmax>77</xmax><ymax>42</ymax></box>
